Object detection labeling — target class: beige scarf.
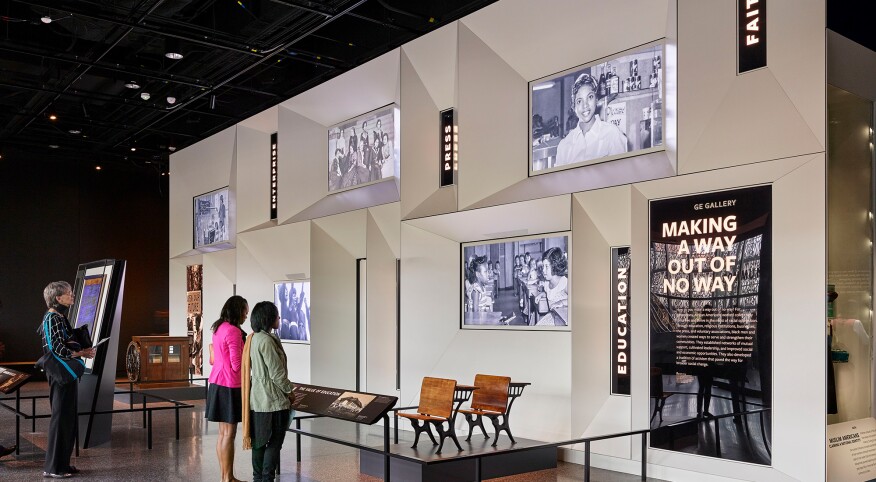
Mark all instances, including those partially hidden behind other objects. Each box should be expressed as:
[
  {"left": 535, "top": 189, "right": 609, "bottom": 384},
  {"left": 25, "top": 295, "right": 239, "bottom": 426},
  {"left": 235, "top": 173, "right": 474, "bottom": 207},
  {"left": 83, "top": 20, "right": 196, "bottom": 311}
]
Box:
[{"left": 241, "top": 332, "right": 254, "bottom": 450}]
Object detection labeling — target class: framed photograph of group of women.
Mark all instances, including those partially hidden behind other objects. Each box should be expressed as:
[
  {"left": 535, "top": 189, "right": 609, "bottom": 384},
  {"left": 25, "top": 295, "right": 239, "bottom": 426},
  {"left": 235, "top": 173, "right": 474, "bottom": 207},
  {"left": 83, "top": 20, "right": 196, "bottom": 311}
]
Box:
[
  {"left": 273, "top": 281, "right": 311, "bottom": 344},
  {"left": 529, "top": 42, "right": 665, "bottom": 176},
  {"left": 327, "top": 105, "right": 399, "bottom": 193},
  {"left": 461, "top": 232, "right": 570, "bottom": 331}
]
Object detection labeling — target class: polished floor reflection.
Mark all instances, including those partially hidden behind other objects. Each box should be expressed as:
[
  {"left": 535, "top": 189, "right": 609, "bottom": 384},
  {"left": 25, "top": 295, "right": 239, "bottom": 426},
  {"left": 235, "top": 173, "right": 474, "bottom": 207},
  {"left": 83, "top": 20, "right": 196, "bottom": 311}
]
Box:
[{"left": 1, "top": 383, "right": 664, "bottom": 481}]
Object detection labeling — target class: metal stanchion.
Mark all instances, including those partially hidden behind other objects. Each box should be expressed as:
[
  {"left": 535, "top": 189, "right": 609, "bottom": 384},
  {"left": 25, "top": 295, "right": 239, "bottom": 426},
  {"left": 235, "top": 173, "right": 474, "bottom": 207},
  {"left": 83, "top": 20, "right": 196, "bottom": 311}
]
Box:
[
  {"left": 175, "top": 406, "right": 180, "bottom": 440},
  {"left": 584, "top": 440, "right": 591, "bottom": 482},
  {"left": 147, "top": 409, "right": 153, "bottom": 449},
  {"left": 15, "top": 389, "right": 20, "bottom": 454},
  {"left": 383, "top": 415, "right": 391, "bottom": 481},
  {"left": 296, "top": 418, "right": 302, "bottom": 462},
  {"left": 641, "top": 432, "right": 647, "bottom": 480},
  {"left": 31, "top": 397, "right": 36, "bottom": 432}
]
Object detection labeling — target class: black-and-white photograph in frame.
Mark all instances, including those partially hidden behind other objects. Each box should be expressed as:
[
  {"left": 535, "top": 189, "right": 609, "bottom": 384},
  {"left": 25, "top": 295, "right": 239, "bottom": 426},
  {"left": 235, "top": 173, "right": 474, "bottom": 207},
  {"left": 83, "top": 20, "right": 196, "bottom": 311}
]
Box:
[
  {"left": 327, "top": 105, "right": 399, "bottom": 193},
  {"left": 273, "top": 281, "right": 311, "bottom": 344},
  {"left": 530, "top": 42, "right": 664, "bottom": 175},
  {"left": 462, "top": 233, "right": 570, "bottom": 331},
  {"left": 193, "top": 187, "right": 230, "bottom": 249}
]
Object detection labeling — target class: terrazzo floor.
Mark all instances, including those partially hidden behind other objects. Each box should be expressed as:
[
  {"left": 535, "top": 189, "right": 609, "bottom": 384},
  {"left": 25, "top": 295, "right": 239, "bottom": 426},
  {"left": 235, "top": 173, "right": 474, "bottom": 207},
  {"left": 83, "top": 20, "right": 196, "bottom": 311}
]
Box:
[{"left": 0, "top": 383, "right": 666, "bottom": 481}]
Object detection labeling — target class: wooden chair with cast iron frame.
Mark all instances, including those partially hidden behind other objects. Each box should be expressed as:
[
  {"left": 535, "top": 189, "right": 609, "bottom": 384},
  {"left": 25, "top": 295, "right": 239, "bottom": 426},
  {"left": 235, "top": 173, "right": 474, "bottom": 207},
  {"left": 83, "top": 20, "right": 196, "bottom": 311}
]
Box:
[
  {"left": 458, "top": 374, "right": 515, "bottom": 446},
  {"left": 397, "top": 377, "right": 463, "bottom": 453}
]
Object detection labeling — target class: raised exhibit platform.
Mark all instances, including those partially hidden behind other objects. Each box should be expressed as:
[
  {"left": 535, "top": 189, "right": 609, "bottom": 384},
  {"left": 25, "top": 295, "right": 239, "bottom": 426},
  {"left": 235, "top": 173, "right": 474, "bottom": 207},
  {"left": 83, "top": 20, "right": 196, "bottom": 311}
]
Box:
[{"left": 359, "top": 436, "right": 557, "bottom": 482}]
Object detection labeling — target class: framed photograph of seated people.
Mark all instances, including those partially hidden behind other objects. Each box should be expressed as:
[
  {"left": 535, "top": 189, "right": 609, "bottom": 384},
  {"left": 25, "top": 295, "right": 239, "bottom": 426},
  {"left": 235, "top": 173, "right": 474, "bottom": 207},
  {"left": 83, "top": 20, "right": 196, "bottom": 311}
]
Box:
[
  {"left": 327, "top": 104, "right": 399, "bottom": 193},
  {"left": 273, "top": 281, "right": 311, "bottom": 344},
  {"left": 529, "top": 41, "right": 666, "bottom": 176},
  {"left": 193, "top": 186, "right": 231, "bottom": 250},
  {"left": 461, "top": 232, "right": 570, "bottom": 331}
]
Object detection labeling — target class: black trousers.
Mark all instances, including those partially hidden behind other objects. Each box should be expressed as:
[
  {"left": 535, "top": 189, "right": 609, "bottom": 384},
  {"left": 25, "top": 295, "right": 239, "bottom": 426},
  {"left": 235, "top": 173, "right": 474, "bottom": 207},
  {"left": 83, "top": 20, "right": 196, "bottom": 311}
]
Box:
[
  {"left": 45, "top": 377, "right": 77, "bottom": 474},
  {"left": 251, "top": 410, "right": 290, "bottom": 482}
]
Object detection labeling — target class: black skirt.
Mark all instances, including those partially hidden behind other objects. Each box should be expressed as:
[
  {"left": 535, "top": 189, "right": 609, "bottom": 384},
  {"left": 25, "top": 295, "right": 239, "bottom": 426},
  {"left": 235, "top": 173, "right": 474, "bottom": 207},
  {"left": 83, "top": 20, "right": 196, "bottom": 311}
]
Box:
[
  {"left": 205, "top": 384, "right": 242, "bottom": 423},
  {"left": 250, "top": 409, "right": 292, "bottom": 449}
]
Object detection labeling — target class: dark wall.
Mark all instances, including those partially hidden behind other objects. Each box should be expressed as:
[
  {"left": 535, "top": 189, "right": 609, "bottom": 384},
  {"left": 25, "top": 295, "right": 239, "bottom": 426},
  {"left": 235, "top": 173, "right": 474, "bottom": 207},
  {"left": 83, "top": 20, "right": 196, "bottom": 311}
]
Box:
[{"left": 0, "top": 156, "right": 168, "bottom": 376}]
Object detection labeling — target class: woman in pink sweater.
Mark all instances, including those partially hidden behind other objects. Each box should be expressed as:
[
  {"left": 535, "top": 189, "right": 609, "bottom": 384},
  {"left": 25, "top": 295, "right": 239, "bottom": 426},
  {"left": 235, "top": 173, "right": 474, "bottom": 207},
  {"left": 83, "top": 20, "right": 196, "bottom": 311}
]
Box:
[{"left": 207, "top": 295, "right": 249, "bottom": 482}]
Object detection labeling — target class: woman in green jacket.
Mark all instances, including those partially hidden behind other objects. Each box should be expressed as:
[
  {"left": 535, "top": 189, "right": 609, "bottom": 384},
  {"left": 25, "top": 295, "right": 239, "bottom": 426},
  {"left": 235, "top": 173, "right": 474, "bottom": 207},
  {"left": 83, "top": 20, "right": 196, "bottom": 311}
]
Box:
[{"left": 241, "top": 301, "right": 294, "bottom": 482}]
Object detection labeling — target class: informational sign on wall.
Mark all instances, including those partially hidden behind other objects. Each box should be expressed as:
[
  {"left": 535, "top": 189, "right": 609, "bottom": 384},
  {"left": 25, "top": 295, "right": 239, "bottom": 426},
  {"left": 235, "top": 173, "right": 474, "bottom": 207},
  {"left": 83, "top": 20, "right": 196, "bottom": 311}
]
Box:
[
  {"left": 738, "top": 0, "right": 767, "bottom": 73},
  {"left": 649, "top": 185, "right": 772, "bottom": 465},
  {"left": 828, "top": 417, "right": 876, "bottom": 482},
  {"left": 611, "top": 247, "right": 631, "bottom": 395},
  {"left": 439, "top": 108, "right": 457, "bottom": 187},
  {"left": 270, "top": 132, "right": 278, "bottom": 220},
  {"left": 291, "top": 383, "right": 398, "bottom": 425}
]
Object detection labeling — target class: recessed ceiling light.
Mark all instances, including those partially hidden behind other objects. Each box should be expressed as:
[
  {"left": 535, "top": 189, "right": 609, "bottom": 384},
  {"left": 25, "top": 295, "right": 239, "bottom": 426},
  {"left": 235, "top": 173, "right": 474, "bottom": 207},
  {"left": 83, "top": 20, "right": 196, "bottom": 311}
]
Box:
[
  {"left": 68, "top": 129, "right": 81, "bottom": 134},
  {"left": 48, "top": 144, "right": 59, "bottom": 149},
  {"left": 168, "top": 146, "right": 177, "bottom": 152},
  {"left": 140, "top": 92, "right": 151, "bottom": 101},
  {"left": 95, "top": 165, "right": 102, "bottom": 170},
  {"left": 130, "top": 147, "right": 137, "bottom": 152},
  {"left": 124, "top": 81, "right": 140, "bottom": 89},
  {"left": 49, "top": 114, "right": 57, "bottom": 121},
  {"left": 166, "top": 96, "right": 176, "bottom": 105},
  {"left": 40, "top": 16, "right": 52, "bottom": 24},
  {"left": 165, "top": 38, "right": 184, "bottom": 60}
]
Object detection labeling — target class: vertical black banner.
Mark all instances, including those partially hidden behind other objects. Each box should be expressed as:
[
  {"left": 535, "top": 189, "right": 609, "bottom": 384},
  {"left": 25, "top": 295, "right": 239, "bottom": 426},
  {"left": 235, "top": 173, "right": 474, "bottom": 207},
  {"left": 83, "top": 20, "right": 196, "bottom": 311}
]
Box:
[
  {"left": 738, "top": 0, "right": 767, "bottom": 73},
  {"left": 611, "top": 247, "right": 631, "bottom": 395},
  {"left": 649, "top": 185, "right": 772, "bottom": 465},
  {"left": 439, "top": 108, "right": 457, "bottom": 187},
  {"left": 270, "top": 132, "right": 278, "bottom": 220}
]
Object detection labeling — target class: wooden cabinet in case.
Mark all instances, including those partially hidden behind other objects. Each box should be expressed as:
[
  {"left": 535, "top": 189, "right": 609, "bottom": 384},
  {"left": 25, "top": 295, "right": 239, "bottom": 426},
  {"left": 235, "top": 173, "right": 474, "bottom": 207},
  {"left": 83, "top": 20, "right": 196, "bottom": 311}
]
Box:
[{"left": 125, "top": 336, "right": 190, "bottom": 388}]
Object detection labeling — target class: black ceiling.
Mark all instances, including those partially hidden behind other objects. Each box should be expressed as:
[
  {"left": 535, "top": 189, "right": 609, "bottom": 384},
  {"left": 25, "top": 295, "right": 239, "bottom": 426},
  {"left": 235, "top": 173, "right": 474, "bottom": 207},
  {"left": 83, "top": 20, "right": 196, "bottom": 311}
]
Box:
[{"left": 0, "top": 0, "right": 496, "bottom": 173}]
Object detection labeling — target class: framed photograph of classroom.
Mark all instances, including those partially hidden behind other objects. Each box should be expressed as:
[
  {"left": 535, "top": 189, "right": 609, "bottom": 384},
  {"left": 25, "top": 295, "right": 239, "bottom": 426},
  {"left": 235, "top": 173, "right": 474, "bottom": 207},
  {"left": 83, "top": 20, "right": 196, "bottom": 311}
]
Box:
[
  {"left": 273, "top": 281, "right": 311, "bottom": 344},
  {"left": 461, "top": 232, "right": 570, "bottom": 331},
  {"left": 327, "top": 104, "right": 399, "bottom": 193},
  {"left": 193, "top": 186, "right": 230, "bottom": 249},
  {"left": 529, "top": 41, "right": 666, "bottom": 176}
]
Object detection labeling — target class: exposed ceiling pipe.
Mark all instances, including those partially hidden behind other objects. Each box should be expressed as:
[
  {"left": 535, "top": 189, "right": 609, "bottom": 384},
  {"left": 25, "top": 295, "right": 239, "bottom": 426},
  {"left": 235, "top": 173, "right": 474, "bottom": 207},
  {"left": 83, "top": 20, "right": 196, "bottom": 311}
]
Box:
[{"left": 12, "top": 0, "right": 169, "bottom": 136}]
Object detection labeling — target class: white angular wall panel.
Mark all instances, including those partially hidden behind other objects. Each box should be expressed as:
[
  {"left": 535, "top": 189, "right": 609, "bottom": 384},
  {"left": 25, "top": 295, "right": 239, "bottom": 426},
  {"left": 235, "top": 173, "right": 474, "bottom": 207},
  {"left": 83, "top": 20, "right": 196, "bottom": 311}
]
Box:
[
  {"left": 400, "top": 224, "right": 573, "bottom": 441},
  {"left": 461, "top": 0, "right": 670, "bottom": 82},
  {"left": 457, "top": 22, "right": 527, "bottom": 210},
  {"left": 310, "top": 210, "right": 366, "bottom": 388},
  {"left": 400, "top": 48, "right": 457, "bottom": 219},
  {"left": 277, "top": 107, "right": 325, "bottom": 223},
  {"left": 239, "top": 105, "right": 278, "bottom": 134},
  {"left": 401, "top": 22, "right": 457, "bottom": 111},
  {"left": 770, "top": 155, "right": 825, "bottom": 482},
  {"left": 677, "top": 0, "right": 825, "bottom": 173},
  {"left": 365, "top": 208, "right": 399, "bottom": 396},
  {"left": 280, "top": 51, "right": 400, "bottom": 127},
  {"left": 570, "top": 187, "right": 633, "bottom": 460},
  {"left": 235, "top": 126, "right": 271, "bottom": 231},
  {"left": 405, "top": 194, "right": 570, "bottom": 243},
  {"left": 169, "top": 126, "right": 236, "bottom": 257}
]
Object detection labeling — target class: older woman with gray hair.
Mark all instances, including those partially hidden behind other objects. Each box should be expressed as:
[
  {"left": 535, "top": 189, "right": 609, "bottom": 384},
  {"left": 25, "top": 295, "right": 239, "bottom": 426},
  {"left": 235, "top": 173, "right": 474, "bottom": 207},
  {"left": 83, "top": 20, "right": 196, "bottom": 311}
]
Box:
[{"left": 39, "top": 281, "right": 95, "bottom": 479}]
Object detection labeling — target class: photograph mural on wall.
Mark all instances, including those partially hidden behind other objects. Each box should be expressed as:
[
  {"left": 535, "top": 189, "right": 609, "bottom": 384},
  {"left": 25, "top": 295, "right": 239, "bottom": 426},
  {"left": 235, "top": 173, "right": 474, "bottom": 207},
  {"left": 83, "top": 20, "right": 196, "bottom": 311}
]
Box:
[
  {"left": 186, "top": 264, "right": 203, "bottom": 376},
  {"left": 327, "top": 104, "right": 399, "bottom": 193},
  {"left": 649, "top": 185, "right": 772, "bottom": 465},
  {"left": 273, "top": 281, "right": 311, "bottom": 343},
  {"left": 530, "top": 43, "right": 664, "bottom": 175},
  {"left": 193, "top": 187, "right": 230, "bottom": 249},
  {"left": 462, "top": 233, "right": 570, "bottom": 330}
]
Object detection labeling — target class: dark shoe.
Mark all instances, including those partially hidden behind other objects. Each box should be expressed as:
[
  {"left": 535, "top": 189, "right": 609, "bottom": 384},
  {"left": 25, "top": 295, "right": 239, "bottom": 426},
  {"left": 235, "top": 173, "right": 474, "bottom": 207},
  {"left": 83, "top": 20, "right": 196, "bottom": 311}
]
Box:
[
  {"left": 66, "top": 466, "right": 80, "bottom": 474},
  {"left": 0, "top": 445, "right": 15, "bottom": 457},
  {"left": 43, "top": 472, "right": 72, "bottom": 479}
]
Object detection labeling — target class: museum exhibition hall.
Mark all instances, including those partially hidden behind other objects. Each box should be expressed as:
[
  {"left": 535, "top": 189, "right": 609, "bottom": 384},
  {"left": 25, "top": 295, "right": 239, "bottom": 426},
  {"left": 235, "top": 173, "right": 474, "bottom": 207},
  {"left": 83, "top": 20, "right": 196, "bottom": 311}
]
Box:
[{"left": 1, "top": 0, "right": 876, "bottom": 481}]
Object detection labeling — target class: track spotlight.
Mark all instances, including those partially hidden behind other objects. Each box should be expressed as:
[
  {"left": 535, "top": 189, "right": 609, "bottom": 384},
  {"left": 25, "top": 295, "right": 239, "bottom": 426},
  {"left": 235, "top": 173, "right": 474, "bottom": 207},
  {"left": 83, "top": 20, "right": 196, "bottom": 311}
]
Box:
[
  {"left": 165, "top": 38, "right": 184, "bottom": 60},
  {"left": 140, "top": 92, "right": 151, "bottom": 101},
  {"left": 125, "top": 81, "right": 140, "bottom": 89},
  {"left": 166, "top": 96, "right": 176, "bottom": 105}
]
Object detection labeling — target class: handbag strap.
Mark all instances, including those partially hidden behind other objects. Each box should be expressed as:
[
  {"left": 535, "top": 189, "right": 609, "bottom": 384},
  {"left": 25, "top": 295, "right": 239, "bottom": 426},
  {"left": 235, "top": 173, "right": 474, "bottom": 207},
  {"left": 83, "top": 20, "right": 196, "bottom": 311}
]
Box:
[{"left": 43, "top": 312, "right": 84, "bottom": 380}]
